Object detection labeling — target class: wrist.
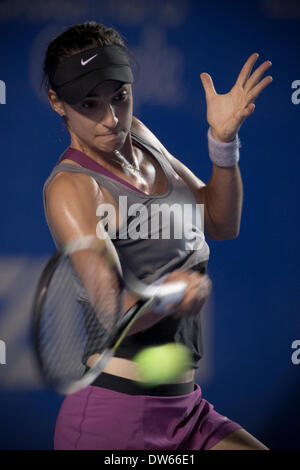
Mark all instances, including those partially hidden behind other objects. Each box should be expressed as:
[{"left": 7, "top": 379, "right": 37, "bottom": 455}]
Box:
[
  {"left": 210, "top": 127, "right": 236, "bottom": 143},
  {"left": 207, "top": 127, "right": 241, "bottom": 168}
]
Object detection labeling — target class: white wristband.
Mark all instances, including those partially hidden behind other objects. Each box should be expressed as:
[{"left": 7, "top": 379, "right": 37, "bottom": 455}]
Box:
[{"left": 207, "top": 127, "right": 241, "bottom": 167}]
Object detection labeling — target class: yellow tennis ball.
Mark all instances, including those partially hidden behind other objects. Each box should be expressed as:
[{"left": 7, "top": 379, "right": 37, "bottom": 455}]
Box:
[{"left": 134, "top": 343, "right": 192, "bottom": 387}]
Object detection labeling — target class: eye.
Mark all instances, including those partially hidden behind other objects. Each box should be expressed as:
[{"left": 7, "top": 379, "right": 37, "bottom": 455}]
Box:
[
  {"left": 114, "top": 91, "right": 128, "bottom": 102},
  {"left": 81, "top": 100, "right": 97, "bottom": 109}
]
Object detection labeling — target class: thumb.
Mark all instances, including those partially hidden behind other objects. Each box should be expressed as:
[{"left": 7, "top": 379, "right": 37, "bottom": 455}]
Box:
[{"left": 200, "top": 72, "right": 217, "bottom": 99}]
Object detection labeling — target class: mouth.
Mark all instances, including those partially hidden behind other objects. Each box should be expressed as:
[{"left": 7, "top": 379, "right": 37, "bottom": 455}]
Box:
[{"left": 98, "top": 130, "right": 122, "bottom": 137}]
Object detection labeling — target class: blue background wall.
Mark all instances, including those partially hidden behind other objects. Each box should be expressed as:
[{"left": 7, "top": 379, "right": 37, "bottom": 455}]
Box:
[{"left": 0, "top": 0, "right": 299, "bottom": 450}]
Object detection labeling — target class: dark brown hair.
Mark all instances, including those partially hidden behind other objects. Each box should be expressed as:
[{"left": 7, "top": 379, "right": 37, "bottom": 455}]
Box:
[{"left": 40, "top": 20, "right": 138, "bottom": 100}]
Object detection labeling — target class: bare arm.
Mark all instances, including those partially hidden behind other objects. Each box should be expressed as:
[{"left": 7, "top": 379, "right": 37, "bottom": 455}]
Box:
[
  {"left": 166, "top": 152, "right": 243, "bottom": 240},
  {"left": 45, "top": 171, "right": 126, "bottom": 319},
  {"left": 132, "top": 116, "right": 242, "bottom": 240},
  {"left": 45, "top": 171, "right": 210, "bottom": 336},
  {"left": 132, "top": 53, "right": 272, "bottom": 241},
  {"left": 45, "top": 171, "right": 151, "bottom": 333},
  {"left": 199, "top": 161, "right": 243, "bottom": 239},
  {"left": 161, "top": 148, "right": 243, "bottom": 240}
]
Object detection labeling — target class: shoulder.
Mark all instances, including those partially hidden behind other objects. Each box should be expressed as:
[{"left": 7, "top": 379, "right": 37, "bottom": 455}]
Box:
[
  {"left": 131, "top": 116, "right": 181, "bottom": 170},
  {"left": 46, "top": 170, "right": 101, "bottom": 207},
  {"left": 45, "top": 170, "right": 103, "bottom": 234},
  {"left": 131, "top": 116, "right": 168, "bottom": 156},
  {"left": 131, "top": 116, "right": 206, "bottom": 196},
  {"left": 44, "top": 170, "right": 105, "bottom": 247}
]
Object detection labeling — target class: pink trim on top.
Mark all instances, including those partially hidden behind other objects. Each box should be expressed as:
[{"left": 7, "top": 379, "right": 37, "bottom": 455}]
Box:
[{"left": 59, "top": 147, "right": 147, "bottom": 195}]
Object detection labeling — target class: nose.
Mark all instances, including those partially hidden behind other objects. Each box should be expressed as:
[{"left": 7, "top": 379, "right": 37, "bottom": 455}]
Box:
[{"left": 102, "top": 103, "right": 118, "bottom": 129}]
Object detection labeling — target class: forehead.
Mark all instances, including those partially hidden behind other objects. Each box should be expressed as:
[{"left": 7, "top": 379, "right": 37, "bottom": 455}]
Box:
[{"left": 86, "top": 80, "right": 127, "bottom": 98}]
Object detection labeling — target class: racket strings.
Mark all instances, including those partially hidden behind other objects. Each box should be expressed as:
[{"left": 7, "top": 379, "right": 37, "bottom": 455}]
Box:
[{"left": 37, "top": 253, "right": 123, "bottom": 385}]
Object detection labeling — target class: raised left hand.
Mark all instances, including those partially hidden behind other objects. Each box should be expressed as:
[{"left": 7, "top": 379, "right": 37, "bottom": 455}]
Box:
[{"left": 200, "top": 53, "right": 273, "bottom": 142}]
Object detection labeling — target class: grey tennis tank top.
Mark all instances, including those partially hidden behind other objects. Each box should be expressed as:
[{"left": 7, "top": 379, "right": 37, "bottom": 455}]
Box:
[{"left": 43, "top": 129, "right": 210, "bottom": 369}]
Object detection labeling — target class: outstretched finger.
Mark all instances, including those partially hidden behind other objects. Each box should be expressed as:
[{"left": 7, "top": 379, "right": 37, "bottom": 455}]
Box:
[
  {"left": 235, "top": 53, "right": 259, "bottom": 88},
  {"left": 245, "top": 75, "right": 273, "bottom": 106},
  {"left": 244, "top": 60, "right": 272, "bottom": 93},
  {"left": 200, "top": 72, "right": 217, "bottom": 100}
]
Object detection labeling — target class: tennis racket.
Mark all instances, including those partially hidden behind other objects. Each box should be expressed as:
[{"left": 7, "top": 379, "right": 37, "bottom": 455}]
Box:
[{"left": 32, "top": 235, "right": 187, "bottom": 395}]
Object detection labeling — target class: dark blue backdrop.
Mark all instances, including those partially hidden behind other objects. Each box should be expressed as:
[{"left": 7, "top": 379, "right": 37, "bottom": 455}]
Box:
[{"left": 0, "top": 0, "right": 299, "bottom": 450}]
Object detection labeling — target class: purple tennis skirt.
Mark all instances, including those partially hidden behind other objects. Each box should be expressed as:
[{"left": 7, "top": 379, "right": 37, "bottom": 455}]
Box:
[{"left": 54, "top": 372, "right": 242, "bottom": 450}]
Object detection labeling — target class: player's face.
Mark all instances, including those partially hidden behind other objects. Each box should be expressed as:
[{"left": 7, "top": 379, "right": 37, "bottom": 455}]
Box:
[{"left": 60, "top": 80, "right": 133, "bottom": 155}]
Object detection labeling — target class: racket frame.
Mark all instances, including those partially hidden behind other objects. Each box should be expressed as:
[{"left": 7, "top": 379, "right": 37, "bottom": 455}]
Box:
[{"left": 32, "top": 237, "right": 186, "bottom": 395}]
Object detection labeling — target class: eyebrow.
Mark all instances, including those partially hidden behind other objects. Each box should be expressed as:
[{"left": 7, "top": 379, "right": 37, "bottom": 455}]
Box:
[{"left": 85, "top": 82, "right": 125, "bottom": 98}]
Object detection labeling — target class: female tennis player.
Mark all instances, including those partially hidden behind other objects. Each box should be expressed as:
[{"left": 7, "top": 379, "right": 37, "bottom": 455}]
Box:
[{"left": 41, "top": 21, "right": 272, "bottom": 450}]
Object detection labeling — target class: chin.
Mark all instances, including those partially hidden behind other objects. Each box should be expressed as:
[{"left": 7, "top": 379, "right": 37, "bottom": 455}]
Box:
[{"left": 94, "top": 141, "right": 121, "bottom": 156}]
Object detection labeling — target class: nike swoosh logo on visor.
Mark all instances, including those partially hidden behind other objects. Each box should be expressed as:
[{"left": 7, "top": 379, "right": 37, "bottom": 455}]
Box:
[{"left": 81, "top": 54, "right": 98, "bottom": 66}]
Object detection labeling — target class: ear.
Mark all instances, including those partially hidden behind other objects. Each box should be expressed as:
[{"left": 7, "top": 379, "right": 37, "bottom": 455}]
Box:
[{"left": 48, "top": 89, "right": 66, "bottom": 117}]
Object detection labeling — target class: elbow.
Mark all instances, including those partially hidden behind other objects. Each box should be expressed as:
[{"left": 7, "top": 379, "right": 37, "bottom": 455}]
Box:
[
  {"left": 220, "top": 230, "right": 240, "bottom": 240},
  {"left": 208, "top": 225, "right": 240, "bottom": 241}
]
